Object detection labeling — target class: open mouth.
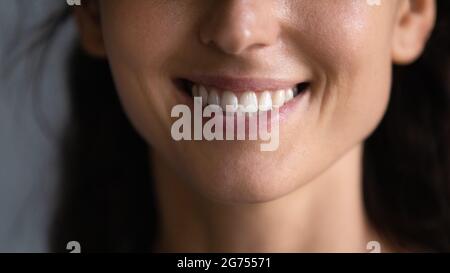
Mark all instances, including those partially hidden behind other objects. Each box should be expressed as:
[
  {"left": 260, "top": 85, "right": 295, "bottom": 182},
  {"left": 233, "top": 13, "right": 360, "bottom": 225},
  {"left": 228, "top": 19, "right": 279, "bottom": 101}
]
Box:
[{"left": 175, "top": 78, "right": 310, "bottom": 113}]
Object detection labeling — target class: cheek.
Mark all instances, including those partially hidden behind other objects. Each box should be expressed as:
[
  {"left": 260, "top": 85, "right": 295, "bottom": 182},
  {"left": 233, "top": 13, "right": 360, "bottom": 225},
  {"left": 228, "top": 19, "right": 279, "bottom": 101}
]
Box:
[
  {"left": 97, "top": 1, "right": 192, "bottom": 149},
  {"left": 99, "top": 1, "right": 183, "bottom": 74},
  {"left": 294, "top": 2, "right": 395, "bottom": 142}
]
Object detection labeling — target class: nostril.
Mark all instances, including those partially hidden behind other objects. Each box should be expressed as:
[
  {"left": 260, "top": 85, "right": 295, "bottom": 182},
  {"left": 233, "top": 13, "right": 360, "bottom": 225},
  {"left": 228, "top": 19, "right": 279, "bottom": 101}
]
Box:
[
  {"left": 198, "top": 2, "right": 280, "bottom": 56},
  {"left": 202, "top": 35, "right": 250, "bottom": 56}
]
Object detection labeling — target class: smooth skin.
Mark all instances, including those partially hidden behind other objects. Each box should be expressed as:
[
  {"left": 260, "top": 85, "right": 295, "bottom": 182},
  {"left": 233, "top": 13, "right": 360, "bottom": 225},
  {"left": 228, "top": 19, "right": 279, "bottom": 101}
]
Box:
[{"left": 74, "top": 0, "right": 435, "bottom": 252}]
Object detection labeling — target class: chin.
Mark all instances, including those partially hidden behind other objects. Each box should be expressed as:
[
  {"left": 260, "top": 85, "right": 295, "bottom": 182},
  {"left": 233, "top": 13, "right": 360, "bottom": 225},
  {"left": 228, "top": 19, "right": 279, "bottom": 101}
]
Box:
[{"left": 184, "top": 156, "right": 302, "bottom": 204}]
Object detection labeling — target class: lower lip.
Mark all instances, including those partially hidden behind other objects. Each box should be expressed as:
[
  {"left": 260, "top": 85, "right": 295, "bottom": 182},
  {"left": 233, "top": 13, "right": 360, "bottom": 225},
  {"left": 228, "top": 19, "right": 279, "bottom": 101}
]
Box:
[{"left": 172, "top": 81, "right": 310, "bottom": 128}]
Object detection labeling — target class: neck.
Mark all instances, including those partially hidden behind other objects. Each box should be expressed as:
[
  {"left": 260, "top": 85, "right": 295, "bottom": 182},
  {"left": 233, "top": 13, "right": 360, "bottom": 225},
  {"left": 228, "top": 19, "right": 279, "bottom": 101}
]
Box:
[{"left": 152, "top": 144, "right": 380, "bottom": 252}]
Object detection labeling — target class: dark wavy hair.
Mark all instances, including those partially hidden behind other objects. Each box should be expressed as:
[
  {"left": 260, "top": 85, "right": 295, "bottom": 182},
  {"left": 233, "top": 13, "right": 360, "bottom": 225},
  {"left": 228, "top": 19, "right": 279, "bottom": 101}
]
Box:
[{"left": 21, "top": 1, "right": 449, "bottom": 252}]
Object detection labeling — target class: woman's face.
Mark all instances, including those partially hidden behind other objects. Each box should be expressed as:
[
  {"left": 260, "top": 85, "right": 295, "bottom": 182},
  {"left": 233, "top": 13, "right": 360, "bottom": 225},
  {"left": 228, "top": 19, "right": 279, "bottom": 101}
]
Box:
[{"left": 80, "top": 0, "right": 434, "bottom": 203}]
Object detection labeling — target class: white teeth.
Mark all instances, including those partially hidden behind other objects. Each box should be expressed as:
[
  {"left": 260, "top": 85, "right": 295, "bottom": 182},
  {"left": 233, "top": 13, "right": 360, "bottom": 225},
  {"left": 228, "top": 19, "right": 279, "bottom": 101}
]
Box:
[
  {"left": 258, "top": 91, "right": 272, "bottom": 112},
  {"left": 272, "top": 90, "right": 286, "bottom": 108},
  {"left": 285, "top": 89, "right": 294, "bottom": 101},
  {"left": 198, "top": 86, "right": 208, "bottom": 107},
  {"left": 191, "top": 84, "right": 300, "bottom": 112},
  {"left": 221, "top": 91, "right": 239, "bottom": 112},
  {"left": 208, "top": 88, "right": 220, "bottom": 106},
  {"left": 192, "top": 85, "right": 199, "bottom": 97},
  {"left": 239, "top": 91, "right": 258, "bottom": 113}
]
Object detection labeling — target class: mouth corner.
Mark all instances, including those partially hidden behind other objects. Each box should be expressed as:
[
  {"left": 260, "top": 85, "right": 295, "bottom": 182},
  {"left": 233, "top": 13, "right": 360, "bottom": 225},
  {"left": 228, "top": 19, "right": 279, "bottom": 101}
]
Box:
[
  {"left": 174, "top": 78, "right": 194, "bottom": 96},
  {"left": 296, "top": 81, "right": 311, "bottom": 96}
]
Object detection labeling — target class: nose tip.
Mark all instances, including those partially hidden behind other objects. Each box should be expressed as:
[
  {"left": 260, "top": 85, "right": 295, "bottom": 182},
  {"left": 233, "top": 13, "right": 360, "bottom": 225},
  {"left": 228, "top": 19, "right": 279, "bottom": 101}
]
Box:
[{"left": 199, "top": 1, "right": 280, "bottom": 55}]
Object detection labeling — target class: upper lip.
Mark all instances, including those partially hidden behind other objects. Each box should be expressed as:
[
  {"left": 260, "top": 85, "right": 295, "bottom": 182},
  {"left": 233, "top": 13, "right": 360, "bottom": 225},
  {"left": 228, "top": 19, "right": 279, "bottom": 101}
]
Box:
[{"left": 181, "top": 75, "right": 303, "bottom": 93}]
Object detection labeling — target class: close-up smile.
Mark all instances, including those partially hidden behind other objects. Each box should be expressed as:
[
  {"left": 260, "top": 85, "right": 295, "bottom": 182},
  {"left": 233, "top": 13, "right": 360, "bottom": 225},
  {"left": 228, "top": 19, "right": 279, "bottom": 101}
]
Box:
[
  {"left": 2, "top": 0, "right": 447, "bottom": 255},
  {"left": 174, "top": 76, "right": 311, "bottom": 114}
]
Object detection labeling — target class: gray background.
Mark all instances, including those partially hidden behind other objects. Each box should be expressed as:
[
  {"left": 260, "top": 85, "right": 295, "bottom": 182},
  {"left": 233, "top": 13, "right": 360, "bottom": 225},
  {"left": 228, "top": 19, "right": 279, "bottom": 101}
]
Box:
[{"left": 0, "top": 0, "right": 75, "bottom": 252}]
